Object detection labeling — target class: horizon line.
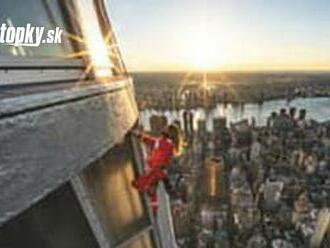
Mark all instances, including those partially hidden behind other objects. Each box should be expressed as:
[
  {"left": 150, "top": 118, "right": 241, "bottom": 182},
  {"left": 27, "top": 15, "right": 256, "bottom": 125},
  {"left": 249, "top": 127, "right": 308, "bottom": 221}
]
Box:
[{"left": 129, "top": 69, "right": 330, "bottom": 74}]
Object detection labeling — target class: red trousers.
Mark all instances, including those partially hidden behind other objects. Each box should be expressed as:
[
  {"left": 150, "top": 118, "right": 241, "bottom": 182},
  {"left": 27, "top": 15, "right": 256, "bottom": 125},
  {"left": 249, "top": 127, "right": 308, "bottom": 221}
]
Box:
[{"left": 132, "top": 167, "right": 166, "bottom": 193}]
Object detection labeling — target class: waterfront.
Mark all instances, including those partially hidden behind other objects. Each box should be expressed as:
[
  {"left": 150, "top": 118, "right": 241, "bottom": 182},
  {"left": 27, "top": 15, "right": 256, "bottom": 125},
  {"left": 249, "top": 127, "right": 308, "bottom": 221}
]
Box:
[{"left": 140, "top": 97, "right": 330, "bottom": 131}]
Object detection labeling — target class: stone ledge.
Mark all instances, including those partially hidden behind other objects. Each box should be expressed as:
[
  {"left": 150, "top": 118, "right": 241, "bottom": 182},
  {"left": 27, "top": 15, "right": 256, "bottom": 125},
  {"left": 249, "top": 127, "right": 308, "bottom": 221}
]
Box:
[{"left": 0, "top": 78, "right": 138, "bottom": 226}]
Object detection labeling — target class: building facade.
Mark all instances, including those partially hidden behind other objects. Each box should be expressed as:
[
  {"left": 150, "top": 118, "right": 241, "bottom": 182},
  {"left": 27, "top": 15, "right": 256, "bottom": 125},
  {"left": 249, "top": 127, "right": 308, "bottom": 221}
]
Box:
[{"left": 0, "top": 1, "right": 175, "bottom": 247}]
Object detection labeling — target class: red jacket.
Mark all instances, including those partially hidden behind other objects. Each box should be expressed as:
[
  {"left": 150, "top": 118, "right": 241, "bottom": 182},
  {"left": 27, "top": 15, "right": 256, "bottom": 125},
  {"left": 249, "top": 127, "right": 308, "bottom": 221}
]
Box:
[{"left": 142, "top": 135, "right": 174, "bottom": 169}]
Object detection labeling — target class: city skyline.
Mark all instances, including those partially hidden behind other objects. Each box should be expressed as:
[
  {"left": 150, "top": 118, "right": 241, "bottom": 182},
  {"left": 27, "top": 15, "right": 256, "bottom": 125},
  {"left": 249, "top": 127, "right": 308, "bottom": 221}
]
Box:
[{"left": 109, "top": 0, "right": 330, "bottom": 72}]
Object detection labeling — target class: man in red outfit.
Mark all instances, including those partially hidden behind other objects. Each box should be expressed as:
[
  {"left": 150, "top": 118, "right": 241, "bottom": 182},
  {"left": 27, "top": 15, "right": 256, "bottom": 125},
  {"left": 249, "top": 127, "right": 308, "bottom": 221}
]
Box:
[{"left": 132, "top": 125, "right": 180, "bottom": 213}]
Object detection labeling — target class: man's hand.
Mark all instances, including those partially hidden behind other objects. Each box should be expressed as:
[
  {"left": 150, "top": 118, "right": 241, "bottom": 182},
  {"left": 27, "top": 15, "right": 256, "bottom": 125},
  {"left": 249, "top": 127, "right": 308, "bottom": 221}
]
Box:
[{"left": 131, "top": 129, "right": 143, "bottom": 138}]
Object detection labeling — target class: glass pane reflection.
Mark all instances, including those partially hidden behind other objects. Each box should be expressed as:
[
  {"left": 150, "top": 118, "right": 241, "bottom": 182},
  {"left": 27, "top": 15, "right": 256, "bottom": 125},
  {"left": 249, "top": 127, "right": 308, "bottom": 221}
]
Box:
[
  {"left": 0, "top": 0, "right": 75, "bottom": 57},
  {"left": 83, "top": 137, "right": 151, "bottom": 246}
]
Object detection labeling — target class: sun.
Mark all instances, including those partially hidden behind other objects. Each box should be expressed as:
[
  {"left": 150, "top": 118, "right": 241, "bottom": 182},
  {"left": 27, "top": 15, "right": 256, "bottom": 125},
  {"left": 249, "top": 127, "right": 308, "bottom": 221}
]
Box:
[
  {"left": 186, "top": 25, "right": 222, "bottom": 71},
  {"left": 192, "top": 36, "right": 218, "bottom": 70}
]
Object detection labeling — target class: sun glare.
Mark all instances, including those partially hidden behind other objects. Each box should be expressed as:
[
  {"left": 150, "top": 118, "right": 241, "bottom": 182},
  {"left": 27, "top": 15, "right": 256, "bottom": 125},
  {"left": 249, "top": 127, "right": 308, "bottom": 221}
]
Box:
[
  {"left": 187, "top": 24, "right": 221, "bottom": 71},
  {"left": 75, "top": 0, "right": 113, "bottom": 79}
]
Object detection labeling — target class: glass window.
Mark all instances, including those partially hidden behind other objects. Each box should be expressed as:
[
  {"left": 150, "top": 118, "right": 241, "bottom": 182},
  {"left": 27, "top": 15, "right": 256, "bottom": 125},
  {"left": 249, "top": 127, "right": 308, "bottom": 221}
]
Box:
[
  {"left": 83, "top": 136, "right": 152, "bottom": 247},
  {"left": 0, "top": 183, "right": 99, "bottom": 248},
  {"left": 0, "top": 0, "right": 77, "bottom": 57}
]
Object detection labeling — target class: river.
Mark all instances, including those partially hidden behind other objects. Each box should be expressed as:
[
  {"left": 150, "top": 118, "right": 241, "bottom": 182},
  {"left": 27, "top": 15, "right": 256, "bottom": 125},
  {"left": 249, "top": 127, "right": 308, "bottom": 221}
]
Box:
[{"left": 140, "top": 97, "right": 330, "bottom": 132}]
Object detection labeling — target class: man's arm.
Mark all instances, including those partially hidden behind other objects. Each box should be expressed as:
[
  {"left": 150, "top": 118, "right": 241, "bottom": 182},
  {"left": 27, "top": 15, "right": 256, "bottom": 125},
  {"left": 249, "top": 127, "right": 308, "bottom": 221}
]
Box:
[{"left": 131, "top": 130, "right": 157, "bottom": 147}]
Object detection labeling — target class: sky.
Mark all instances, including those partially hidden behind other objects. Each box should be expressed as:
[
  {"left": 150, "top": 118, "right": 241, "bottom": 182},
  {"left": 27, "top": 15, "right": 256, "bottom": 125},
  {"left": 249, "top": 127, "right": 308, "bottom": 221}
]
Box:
[{"left": 107, "top": 0, "right": 330, "bottom": 72}]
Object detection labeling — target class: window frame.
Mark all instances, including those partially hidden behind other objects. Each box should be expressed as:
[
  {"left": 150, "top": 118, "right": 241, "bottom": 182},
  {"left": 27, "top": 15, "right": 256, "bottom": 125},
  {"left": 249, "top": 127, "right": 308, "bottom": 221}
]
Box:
[
  {"left": 73, "top": 135, "right": 158, "bottom": 248},
  {"left": 128, "top": 132, "right": 162, "bottom": 248},
  {"left": 93, "top": 0, "right": 128, "bottom": 77},
  {"left": 0, "top": 57, "right": 84, "bottom": 69}
]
